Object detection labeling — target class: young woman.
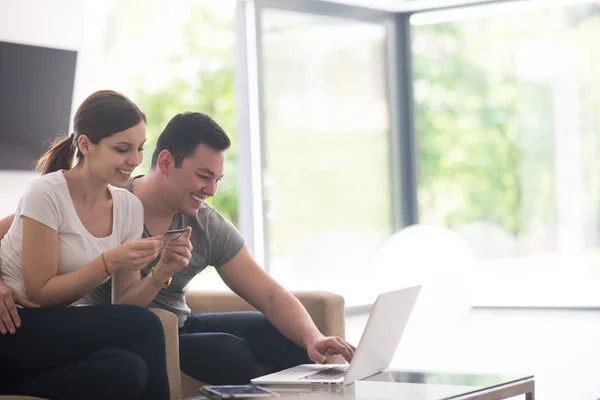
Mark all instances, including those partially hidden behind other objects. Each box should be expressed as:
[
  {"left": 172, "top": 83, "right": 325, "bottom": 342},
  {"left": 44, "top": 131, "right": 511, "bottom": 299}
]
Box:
[{"left": 0, "top": 90, "right": 170, "bottom": 400}]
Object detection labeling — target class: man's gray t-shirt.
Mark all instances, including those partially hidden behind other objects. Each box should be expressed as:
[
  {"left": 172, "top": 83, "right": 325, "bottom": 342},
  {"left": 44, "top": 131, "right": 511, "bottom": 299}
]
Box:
[{"left": 79, "top": 177, "right": 245, "bottom": 326}]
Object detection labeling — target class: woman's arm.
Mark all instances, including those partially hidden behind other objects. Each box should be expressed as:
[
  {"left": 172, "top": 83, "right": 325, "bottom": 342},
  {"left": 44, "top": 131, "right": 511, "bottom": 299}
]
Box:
[
  {"left": 21, "top": 216, "right": 109, "bottom": 307},
  {"left": 112, "top": 229, "right": 192, "bottom": 305},
  {"left": 0, "top": 214, "right": 14, "bottom": 240}
]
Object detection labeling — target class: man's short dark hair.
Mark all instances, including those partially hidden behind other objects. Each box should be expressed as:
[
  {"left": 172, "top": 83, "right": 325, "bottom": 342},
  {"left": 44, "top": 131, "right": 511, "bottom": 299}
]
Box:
[{"left": 150, "top": 112, "right": 231, "bottom": 168}]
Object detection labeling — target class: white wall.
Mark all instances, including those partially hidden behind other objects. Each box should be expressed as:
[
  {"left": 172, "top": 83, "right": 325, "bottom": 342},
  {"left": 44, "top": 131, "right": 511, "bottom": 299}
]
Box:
[
  {"left": 0, "top": 172, "right": 40, "bottom": 217},
  {"left": 0, "top": 0, "right": 85, "bottom": 216},
  {"left": 0, "top": 0, "right": 85, "bottom": 50}
]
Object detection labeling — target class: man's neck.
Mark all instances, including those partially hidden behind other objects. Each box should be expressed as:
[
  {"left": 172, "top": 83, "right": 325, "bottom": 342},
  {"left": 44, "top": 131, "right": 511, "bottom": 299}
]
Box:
[{"left": 133, "top": 171, "right": 178, "bottom": 235}]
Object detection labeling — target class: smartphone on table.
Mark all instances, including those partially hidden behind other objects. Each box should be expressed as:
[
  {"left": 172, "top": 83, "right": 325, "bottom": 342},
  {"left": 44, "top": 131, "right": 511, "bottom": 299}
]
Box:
[{"left": 201, "top": 385, "right": 278, "bottom": 399}]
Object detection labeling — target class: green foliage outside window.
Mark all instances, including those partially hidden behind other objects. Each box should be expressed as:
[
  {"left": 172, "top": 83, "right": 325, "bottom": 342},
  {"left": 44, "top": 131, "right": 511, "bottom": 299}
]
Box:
[
  {"left": 95, "top": 1, "right": 600, "bottom": 248},
  {"left": 413, "top": 4, "right": 600, "bottom": 250},
  {"left": 98, "top": 1, "right": 239, "bottom": 226}
]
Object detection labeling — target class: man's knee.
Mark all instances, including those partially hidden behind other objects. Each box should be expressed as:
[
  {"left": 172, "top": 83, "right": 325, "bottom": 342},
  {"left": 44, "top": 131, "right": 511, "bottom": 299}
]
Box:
[
  {"left": 179, "top": 332, "right": 257, "bottom": 384},
  {"left": 239, "top": 313, "right": 311, "bottom": 369}
]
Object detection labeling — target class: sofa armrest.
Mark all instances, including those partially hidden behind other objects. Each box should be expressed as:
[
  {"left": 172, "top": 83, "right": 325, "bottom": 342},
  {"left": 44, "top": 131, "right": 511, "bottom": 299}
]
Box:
[
  {"left": 184, "top": 290, "right": 346, "bottom": 339},
  {"left": 150, "top": 308, "right": 182, "bottom": 400}
]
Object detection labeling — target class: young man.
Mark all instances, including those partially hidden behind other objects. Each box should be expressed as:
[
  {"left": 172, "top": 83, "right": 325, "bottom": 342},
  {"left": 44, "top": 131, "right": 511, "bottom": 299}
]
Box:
[{"left": 0, "top": 112, "right": 355, "bottom": 385}]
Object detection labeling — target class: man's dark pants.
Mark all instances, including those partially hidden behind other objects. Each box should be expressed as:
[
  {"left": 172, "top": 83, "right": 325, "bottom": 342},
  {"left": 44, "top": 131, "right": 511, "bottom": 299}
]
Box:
[{"left": 179, "top": 311, "right": 312, "bottom": 384}]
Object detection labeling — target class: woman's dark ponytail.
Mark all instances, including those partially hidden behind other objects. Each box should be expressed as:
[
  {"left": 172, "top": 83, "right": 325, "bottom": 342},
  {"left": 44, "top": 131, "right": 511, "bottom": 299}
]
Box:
[{"left": 34, "top": 134, "right": 76, "bottom": 175}]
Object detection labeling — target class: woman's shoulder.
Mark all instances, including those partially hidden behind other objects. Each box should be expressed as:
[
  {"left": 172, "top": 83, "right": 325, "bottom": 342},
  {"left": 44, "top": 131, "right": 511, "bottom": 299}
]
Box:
[
  {"left": 109, "top": 186, "right": 144, "bottom": 237},
  {"left": 24, "top": 171, "right": 67, "bottom": 196},
  {"left": 17, "top": 172, "right": 69, "bottom": 224},
  {"left": 30, "top": 170, "right": 65, "bottom": 184}
]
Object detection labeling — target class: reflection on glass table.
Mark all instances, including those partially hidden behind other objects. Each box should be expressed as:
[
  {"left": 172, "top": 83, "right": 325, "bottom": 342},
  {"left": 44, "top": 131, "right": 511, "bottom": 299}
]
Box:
[{"left": 257, "top": 370, "right": 534, "bottom": 400}]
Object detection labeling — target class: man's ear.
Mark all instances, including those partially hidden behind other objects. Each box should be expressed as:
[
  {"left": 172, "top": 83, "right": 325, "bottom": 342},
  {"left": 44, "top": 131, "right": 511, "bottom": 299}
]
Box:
[{"left": 157, "top": 150, "right": 174, "bottom": 175}]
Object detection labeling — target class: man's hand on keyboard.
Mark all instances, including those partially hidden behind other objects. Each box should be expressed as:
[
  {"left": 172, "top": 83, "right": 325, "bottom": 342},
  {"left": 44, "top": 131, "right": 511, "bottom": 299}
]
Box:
[{"left": 306, "top": 334, "right": 356, "bottom": 364}]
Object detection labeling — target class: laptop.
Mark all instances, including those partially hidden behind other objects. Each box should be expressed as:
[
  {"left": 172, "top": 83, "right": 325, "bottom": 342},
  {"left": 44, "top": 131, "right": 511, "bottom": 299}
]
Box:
[{"left": 251, "top": 285, "right": 421, "bottom": 386}]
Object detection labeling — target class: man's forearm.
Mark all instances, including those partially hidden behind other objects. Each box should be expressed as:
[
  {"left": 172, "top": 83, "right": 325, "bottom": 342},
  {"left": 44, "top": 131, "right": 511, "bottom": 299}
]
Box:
[
  {"left": 115, "top": 275, "right": 162, "bottom": 306},
  {"left": 114, "top": 266, "right": 171, "bottom": 306},
  {"left": 261, "top": 287, "right": 323, "bottom": 348}
]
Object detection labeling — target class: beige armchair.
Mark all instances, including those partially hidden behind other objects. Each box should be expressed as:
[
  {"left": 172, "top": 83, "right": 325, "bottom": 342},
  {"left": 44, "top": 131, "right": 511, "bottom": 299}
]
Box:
[{"left": 1, "top": 290, "right": 346, "bottom": 400}]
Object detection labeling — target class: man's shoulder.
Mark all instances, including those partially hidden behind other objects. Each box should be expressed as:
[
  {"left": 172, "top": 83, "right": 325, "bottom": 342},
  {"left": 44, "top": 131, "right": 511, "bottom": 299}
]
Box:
[
  {"left": 110, "top": 185, "right": 143, "bottom": 208},
  {"left": 179, "top": 203, "right": 242, "bottom": 253},
  {"left": 198, "top": 201, "right": 219, "bottom": 216},
  {"left": 184, "top": 202, "right": 230, "bottom": 228},
  {"left": 125, "top": 175, "right": 140, "bottom": 194}
]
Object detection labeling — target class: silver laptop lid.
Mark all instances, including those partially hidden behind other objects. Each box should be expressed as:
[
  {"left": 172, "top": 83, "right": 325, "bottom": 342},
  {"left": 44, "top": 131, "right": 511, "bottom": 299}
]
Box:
[{"left": 343, "top": 285, "right": 421, "bottom": 385}]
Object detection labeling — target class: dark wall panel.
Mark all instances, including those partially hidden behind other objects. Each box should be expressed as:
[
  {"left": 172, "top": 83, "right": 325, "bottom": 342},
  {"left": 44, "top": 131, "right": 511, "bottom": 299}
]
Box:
[{"left": 0, "top": 41, "right": 77, "bottom": 170}]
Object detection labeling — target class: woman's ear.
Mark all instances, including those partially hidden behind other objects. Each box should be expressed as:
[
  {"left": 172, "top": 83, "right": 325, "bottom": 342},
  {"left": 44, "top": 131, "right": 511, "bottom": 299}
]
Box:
[{"left": 76, "top": 135, "right": 92, "bottom": 156}]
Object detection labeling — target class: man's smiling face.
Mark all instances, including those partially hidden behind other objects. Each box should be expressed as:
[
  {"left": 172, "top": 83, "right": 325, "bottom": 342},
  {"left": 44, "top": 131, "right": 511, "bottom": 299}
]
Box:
[{"left": 163, "top": 143, "right": 225, "bottom": 216}]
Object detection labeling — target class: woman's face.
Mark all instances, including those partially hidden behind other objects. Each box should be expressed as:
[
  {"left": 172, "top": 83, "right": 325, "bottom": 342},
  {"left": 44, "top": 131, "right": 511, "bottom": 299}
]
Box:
[{"left": 83, "top": 121, "right": 147, "bottom": 187}]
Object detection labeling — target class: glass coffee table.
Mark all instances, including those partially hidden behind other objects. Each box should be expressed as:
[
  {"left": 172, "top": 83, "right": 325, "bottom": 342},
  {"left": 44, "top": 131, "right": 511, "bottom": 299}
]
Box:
[{"left": 249, "top": 370, "right": 535, "bottom": 400}]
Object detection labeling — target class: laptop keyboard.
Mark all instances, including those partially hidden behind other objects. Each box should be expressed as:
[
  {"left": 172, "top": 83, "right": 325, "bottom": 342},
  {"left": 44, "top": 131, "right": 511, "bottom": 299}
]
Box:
[{"left": 302, "top": 365, "right": 349, "bottom": 380}]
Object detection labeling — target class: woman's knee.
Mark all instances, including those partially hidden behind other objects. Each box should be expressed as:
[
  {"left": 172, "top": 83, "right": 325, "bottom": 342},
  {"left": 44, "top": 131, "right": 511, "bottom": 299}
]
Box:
[
  {"left": 0, "top": 348, "right": 150, "bottom": 400},
  {"left": 93, "top": 347, "right": 149, "bottom": 399},
  {"left": 112, "top": 305, "right": 165, "bottom": 339},
  {"left": 114, "top": 305, "right": 162, "bottom": 328}
]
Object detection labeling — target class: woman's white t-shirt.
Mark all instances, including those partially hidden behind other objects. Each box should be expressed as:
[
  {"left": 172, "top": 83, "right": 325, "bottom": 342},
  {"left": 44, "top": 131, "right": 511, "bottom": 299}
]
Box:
[{"left": 0, "top": 170, "right": 144, "bottom": 299}]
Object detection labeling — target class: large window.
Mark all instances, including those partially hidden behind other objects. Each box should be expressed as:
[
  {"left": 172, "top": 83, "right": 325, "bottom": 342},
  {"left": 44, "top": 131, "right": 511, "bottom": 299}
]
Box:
[
  {"left": 412, "top": 2, "right": 600, "bottom": 306},
  {"left": 256, "top": 8, "right": 394, "bottom": 306},
  {"left": 76, "top": 0, "right": 600, "bottom": 305}
]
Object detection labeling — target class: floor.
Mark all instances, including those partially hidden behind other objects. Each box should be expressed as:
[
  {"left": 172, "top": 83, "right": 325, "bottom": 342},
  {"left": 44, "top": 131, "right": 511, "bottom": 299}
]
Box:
[{"left": 345, "top": 307, "right": 600, "bottom": 400}]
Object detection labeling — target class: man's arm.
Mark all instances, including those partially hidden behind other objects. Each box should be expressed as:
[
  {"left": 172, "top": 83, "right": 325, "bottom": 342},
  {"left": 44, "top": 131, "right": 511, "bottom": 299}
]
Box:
[
  {"left": 0, "top": 215, "right": 39, "bottom": 334},
  {"left": 218, "top": 245, "right": 355, "bottom": 364},
  {"left": 0, "top": 214, "right": 14, "bottom": 240},
  {"left": 111, "top": 269, "right": 163, "bottom": 305}
]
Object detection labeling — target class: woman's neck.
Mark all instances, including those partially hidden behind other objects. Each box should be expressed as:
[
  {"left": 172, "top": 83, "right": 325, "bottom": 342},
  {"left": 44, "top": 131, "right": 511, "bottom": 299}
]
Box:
[{"left": 63, "top": 166, "right": 111, "bottom": 206}]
